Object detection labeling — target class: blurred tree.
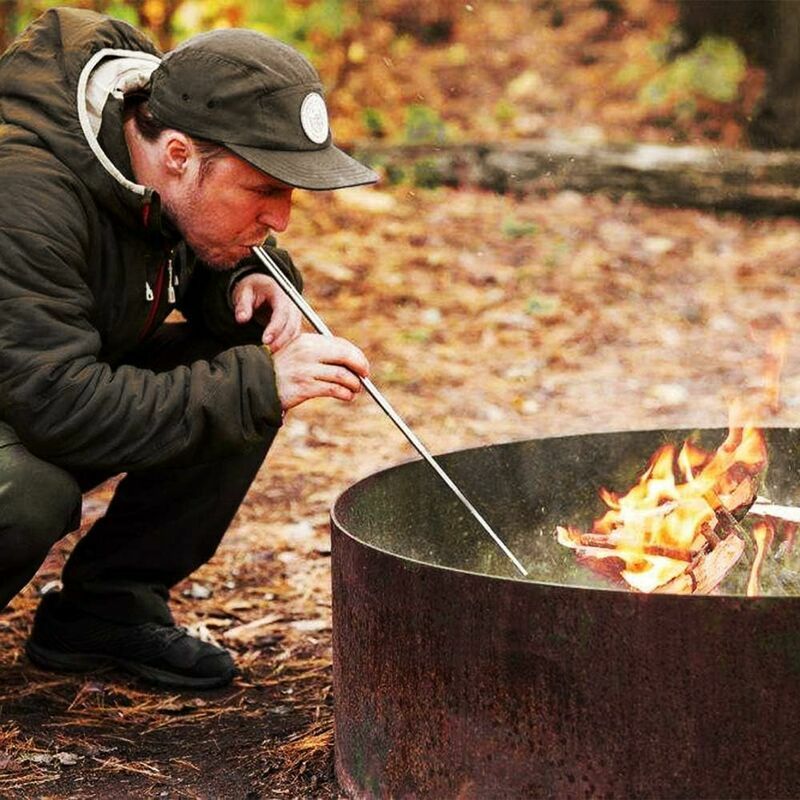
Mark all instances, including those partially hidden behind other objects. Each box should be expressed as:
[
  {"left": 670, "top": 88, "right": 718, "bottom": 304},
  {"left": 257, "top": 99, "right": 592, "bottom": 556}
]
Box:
[
  {"left": 674, "top": 0, "right": 800, "bottom": 149},
  {"left": 0, "top": 1, "right": 18, "bottom": 52},
  {"left": 362, "top": 0, "right": 461, "bottom": 44},
  {"left": 1, "top": 0, "right": 133, "bottom": 50},
  {"left": 127, "top": 0, "right": 183, "bottom": 48}
]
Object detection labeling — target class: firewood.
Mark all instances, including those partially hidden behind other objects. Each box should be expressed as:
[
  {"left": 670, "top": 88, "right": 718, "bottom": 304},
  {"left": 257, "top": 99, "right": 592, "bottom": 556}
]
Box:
[
  {"left": 720, "top": 476, "right": 758, "bottom": 517},
  {"left": 575, "top": 553, "right": 628, "bottom": 586},
  {"left": 697, "top": 519, "right": 721, "bottom": 549},
  {"left": 578, "top": 533, "right": 693, "bottom": 562},
  {"left": 704, "top": 488, "right": 756, "bottom": 557},
  {"left": 654, "top": 534, "right": 744, "bottom": 595}
]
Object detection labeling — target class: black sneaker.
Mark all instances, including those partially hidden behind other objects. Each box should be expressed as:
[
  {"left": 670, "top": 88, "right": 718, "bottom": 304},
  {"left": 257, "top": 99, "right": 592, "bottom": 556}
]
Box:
[{"left": 26, "top": 591, "right": 235, "bottom": 689}]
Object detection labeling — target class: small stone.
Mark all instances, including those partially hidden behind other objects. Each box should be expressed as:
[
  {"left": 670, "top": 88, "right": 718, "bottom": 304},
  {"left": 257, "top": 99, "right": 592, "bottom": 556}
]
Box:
[
  {"left": 642, "top": 236, "right": 675, "bottom": 256},
  {"left": 188, "top": 582, "right": 212, "bottom": 600},
  {"left": 651, "top": 383, "right": 689, "bottom": 405},
  {"left": 421, "top": 307, "right": 443, "bottom": 325},
  {"left": 520, "top": 399, "right": 541, "bottom": 415}
]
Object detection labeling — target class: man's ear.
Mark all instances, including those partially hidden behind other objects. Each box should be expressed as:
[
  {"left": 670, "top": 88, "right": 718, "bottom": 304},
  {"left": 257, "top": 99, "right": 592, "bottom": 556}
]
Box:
[{"left": 161, "top": 132, "right": 194, "bottom": 176}]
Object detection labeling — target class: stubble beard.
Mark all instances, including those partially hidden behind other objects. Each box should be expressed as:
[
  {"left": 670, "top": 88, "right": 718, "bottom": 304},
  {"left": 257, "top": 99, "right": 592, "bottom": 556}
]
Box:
[{"left": 161, "top": 192, "right": 241, "bottom": 271}]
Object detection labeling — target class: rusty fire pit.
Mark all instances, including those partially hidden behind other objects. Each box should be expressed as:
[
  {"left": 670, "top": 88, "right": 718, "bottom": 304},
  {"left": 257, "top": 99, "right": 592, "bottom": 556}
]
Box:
[{"left": 331, "top": 427, "right": 800, "bottom": 799}]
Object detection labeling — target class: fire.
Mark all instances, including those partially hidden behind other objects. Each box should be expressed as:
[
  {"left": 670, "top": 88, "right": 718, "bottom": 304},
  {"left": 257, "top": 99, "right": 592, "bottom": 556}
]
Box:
[
  {"left": 765, "top": 329, "right": 788, "bottom": 413},
  {"left": 750, "top": 323, "right": 790, "bottom": 415},
  {"left": 557, "top": 424, "right": 768, "bottom": 593},
  {"left": 746, "top": 520, "right": 775, "bottom": 597}
]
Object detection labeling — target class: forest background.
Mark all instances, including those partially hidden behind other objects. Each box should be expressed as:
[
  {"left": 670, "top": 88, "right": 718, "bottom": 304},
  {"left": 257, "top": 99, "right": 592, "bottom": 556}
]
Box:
[{"left": 0, "top": 1, "right": 798, "bottom": 798}]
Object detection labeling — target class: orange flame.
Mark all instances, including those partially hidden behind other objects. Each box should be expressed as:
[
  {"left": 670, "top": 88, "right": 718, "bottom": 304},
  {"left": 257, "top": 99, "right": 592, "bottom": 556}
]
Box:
[
  {"left": 762, "top": 329, "right": 789, "bottom": 414},
  {"left": 557, "top": 425, "right": 768, "bottom": 593},
  {"left": 746, "top": 321, "right": 790, "bottom": 417},
  {"left": 746, "top": 520, "right": 775, "bottom": 597}
]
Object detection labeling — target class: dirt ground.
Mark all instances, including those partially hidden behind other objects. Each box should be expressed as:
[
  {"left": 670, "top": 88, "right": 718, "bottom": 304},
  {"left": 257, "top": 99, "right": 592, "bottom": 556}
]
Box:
[{"left": 0, "top": 182, "right": 798, "bottom": 798}]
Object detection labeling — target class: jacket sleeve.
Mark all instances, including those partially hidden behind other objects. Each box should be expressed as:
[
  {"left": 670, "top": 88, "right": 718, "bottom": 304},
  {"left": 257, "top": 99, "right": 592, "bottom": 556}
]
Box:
[
  {"left": 0, "top": 172, "right": 284, "bottom": 473},
  {"left": 178, "top": 238, "right": 304, "bottom": 346}
]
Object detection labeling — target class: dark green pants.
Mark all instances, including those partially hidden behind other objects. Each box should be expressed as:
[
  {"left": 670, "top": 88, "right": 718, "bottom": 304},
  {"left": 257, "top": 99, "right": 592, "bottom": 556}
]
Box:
[{"left": 0, "top": 324, "right": 274, "bottom": 624}]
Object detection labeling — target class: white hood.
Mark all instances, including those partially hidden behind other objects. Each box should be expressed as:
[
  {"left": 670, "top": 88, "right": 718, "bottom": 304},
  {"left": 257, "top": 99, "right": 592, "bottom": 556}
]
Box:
[{"left": 77, "top": 48, "right": 162, "bottom": 196}]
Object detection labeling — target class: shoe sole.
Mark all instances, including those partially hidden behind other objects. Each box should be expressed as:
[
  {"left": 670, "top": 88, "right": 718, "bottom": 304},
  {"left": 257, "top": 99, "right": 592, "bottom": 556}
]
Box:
[{"left": 25, "top": 640, "right": 235, "bottom": 690}]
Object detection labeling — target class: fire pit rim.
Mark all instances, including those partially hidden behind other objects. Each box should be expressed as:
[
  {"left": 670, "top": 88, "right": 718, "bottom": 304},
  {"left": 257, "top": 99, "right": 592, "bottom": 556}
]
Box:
[{"left": 331, "top": 425, "right": 800, "bottom": 598}]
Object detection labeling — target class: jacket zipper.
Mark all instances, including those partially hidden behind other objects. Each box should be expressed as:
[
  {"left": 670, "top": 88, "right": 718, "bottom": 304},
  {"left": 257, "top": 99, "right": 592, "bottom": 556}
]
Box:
[
  {"left": 138, "top": 246, "right": 178, "bottom": 342},
  {"left": 138, "top": 260, "right": 166, "bottom": 342}
]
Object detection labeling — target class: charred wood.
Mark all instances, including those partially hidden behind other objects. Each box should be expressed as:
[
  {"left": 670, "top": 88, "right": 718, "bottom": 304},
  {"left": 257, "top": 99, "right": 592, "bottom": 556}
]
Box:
[{"left": 578, "top": 533, "right": 694, "bottom": 563}]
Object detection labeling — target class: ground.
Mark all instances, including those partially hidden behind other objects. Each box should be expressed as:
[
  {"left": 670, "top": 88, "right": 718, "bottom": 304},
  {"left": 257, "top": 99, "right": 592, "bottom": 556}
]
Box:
[
  {"left": 1, "top": 1, "right": 798, "bottom": 797},
  {"left": 0, "top": 183, "right": 798, "bottom": 799}
]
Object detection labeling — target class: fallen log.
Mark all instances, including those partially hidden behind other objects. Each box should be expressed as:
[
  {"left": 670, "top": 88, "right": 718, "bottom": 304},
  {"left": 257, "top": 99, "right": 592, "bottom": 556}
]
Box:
[{"left": 355, "top": 137, "right": 800, "bottom": 215}]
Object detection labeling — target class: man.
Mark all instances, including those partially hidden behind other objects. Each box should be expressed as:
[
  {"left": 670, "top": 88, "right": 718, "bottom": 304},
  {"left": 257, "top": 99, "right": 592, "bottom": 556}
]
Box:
[{"left": 0, "top": 8, "right": 377, "bottom": 688}]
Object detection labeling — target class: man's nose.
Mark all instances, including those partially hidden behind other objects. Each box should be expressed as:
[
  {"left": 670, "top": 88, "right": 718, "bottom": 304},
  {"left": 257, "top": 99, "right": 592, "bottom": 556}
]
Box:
[{"left": 258, "top": 191, "right": 293, "bottom": 232}]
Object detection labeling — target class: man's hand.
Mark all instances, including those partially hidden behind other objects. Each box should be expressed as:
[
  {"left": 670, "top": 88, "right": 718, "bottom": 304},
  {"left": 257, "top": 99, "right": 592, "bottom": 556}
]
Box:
[
  {"left": 271, "top": 333, "right": 370, "bottom": 411},
  {"left": 232, "top": 273, "right": 302, "bottom": 352}
]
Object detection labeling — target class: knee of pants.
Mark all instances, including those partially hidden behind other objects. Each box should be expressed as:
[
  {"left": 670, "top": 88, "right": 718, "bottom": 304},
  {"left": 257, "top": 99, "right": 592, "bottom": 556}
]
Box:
[{"left": 0, "top": 448, "right": 82, "bottom": 569}]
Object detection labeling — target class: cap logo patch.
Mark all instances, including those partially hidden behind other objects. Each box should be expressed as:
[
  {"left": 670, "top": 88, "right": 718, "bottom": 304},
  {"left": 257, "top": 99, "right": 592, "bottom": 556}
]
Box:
[{"left": 300, "top": 92, "right": 329, "bottom": 144}]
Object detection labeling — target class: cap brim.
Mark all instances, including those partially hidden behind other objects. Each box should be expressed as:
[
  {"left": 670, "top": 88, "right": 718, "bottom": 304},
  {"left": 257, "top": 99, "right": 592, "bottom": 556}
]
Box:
[{"left": 226, "top": 142, "right": 379, "bottom": 190}]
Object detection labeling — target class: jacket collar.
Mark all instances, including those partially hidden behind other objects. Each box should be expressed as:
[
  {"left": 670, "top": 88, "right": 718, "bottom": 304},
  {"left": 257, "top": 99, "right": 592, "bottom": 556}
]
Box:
[{"left": 97, "top": 96, "right": 179, "bottom": 243}]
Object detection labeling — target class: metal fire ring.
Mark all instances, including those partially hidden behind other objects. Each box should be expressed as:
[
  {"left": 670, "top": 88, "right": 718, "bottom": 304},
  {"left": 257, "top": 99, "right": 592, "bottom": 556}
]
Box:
[{"left": 331, "top": 428, "right": 800, "bottom": 799}]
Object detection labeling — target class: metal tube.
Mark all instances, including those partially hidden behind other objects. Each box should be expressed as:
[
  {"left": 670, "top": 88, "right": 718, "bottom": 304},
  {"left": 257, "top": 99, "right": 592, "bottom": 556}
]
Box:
[{"left": 252, "top": 245, "right": 528, "bottom": 577}]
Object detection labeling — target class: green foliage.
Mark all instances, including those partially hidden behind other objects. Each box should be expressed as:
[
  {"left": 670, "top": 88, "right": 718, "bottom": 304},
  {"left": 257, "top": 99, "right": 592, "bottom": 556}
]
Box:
[
  {"left": 446, "top": 42, "right": 468, "bottom": 66},
  {"left": 525, "top": 294, "right": 560, "bottom": 317},
  {"left": 10, "top": 0, "right": 66, "bottom": 37},
  {"left": 105, "top": 3, "right": 139, "bottom": 27},
  {"left": 356, "top": 153, "right": 406, "bottom": 186},
  {"left": 404, "top": 104, "right": 448, "bottom": 145},
  {"left": 493, "top": 98, "right": 516, "bottom": 127},
  {"left": 501, "top": 216, "right": 538, "bottom": 239},
  {"left": 412, "top": 158, "right": 442, "bottom": 189},
  {"left": 401, "top": 328, "right": 433, "bottom": 343},
  {"left": 174, "top": 0, "right": 355, "bottom": 55},
  {"left": 376, "top": 362, "right": 409, "bottom": 385},
  {"left": 384, "top": 162, "right": 406, "bottom": 185},
  {"left": 362, "top": 107, "right": 386, "bottom": 139},
  {"left": 614, "top": 61, "right": 646, "bottom": 87},
  {"left": 639, "top": 35, "right": 747, "bottom": 112},
  {"left": 544, "top": 240, "right": 570, "bottom": 269}
]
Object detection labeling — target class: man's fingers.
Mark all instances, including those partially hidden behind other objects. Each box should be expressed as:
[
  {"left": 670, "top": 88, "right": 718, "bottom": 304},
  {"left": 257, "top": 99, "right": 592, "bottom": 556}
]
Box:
[
  {"left": 271, "top": 333, "right": 370, "bottom": 410},
  {"left": 321, "top": 336, "right": 370, "bottom": 378},
  {"left": 264, "top": 309, "right": 302, "bottom": 352},
  {"left": 325, "top": 385, "right": 357, "bottom": 402},
  {"left": 234, "top": 283, "right": 255, "bottom": 323},
  {"left": 262, "top": 304, "right": 289, "bottom": 346},
  {"left": 315, "top": 364, "right": 363, "bottom": 394}
]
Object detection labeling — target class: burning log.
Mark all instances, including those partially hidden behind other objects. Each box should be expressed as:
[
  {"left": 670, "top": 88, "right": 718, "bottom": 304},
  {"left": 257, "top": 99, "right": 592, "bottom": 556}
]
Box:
[
  {"left": 655, "top": 533, "right": 745, "bottom": 595},
  {"left": 560, "top": 522, "right": 745, "bottom": 596},
  {"left": 577, "top": 533, "right": 693, "bottom": 563},
  {"left": 556, "top": 424, "right": 768, "bottom": 595}
]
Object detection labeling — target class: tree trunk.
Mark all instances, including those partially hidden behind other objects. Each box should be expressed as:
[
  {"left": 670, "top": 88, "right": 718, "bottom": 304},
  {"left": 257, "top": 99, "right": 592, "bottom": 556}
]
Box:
[
  {"left": 676, "top": 0, "right": 800, "bottom": 150},
  {"left": 748, "top": 0, "right": 800, "bottom": 149}
]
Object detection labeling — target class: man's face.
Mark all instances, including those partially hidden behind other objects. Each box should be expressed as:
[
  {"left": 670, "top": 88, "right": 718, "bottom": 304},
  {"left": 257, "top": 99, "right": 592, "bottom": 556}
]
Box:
[{"left": 164, "top": 153, "right": 294, "bottom": 269}]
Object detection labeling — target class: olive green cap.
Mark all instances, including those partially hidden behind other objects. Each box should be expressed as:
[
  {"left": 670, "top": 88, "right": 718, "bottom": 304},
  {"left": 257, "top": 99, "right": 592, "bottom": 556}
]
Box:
[{"left": 148, "top": 29, "right": 378, "bottom": 190}]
